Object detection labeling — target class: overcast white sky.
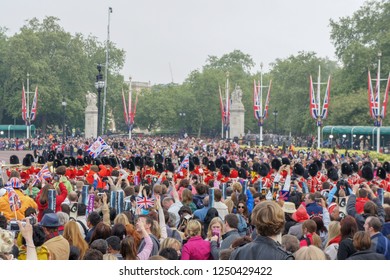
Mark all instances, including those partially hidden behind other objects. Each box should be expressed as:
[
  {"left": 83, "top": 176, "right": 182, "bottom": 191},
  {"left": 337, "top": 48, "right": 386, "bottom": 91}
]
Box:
[{"left": 1, "top": 0, "right": 366, "bottom": 85}]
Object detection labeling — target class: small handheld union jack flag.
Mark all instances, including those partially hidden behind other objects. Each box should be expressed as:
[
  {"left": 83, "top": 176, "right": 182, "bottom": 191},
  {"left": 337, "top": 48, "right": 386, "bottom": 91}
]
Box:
[
  {"left": 31, "top": 164, "right": 52, "bottom": 186},
  {"left": 136, "top": 196, "right": 155, "bottom": 209}
]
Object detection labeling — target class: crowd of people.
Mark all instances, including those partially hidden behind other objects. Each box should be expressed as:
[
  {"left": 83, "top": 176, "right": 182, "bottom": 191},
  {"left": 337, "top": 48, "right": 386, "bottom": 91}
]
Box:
[{"left": 0, "top": 136, "right": 389, "bottom": 260}]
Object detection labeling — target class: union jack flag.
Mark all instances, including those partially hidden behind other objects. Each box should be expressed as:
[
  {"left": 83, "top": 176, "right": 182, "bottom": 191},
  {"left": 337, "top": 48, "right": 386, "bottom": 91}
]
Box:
[
  {"left": 177, "top": 154, "right": 190, "bottom": 173},
  {"left": 136, "top": 196, "right": 155, "bottom": 209},
  {"left": 122, "top": 89, "right": 129, "bottom": 126},
  {"left": 263, "top": 80, "right": 272, "bottom": 119},
  {"left": 309, "top": 75, "right": 319, "bottom": 120},
  {"left": 87, "top": 137, "right": 110, "bottom": 158},
  {"left": 5, "top": 187, "right": 21, "bottom": 212},
  {"left": 30, "top": 86, "right": 38, "bottom": 121},
  {"left": 368, "top": 71, "right": 379, "bottom": 119},
  {"left": 32, "top": 164, "right": 52, "bottom": 186},
  {"left": 382, "top": 74, "right": 390, "bottom": 119},
  {"left": 253, "top": 80, "right": 261, "bottom": 120},
  {"left": 320, "top": 76, "right": 331, "bottom": 119}
]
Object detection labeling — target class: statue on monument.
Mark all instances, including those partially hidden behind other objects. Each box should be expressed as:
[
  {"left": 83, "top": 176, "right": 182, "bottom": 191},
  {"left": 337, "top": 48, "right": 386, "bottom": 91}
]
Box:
[
  {"left": 231, "top": 85, "right": 243, "bottom": 104},
  {"left": 86, "top": 91, "right": 97, "bottom": 109}
]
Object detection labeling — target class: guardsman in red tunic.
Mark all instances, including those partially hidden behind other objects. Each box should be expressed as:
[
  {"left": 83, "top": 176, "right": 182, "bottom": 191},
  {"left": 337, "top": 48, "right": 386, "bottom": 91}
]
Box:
[{"left": 307, "top": 163, "right": 321, "bottom": 193}]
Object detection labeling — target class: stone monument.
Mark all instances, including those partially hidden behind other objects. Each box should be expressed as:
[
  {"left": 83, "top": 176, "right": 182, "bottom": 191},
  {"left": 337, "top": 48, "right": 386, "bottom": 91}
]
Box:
[
  {"left": 230, "top": 85, "right": 245, "bottom": 138},
  {"left": 85, "top": 91, "right": 98, "bottom": 138}
]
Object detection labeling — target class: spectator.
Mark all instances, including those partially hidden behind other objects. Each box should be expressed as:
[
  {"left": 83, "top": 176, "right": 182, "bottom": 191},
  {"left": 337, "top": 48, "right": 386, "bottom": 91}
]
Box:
[
  {"left": 347, "top": 231, "right": 385, "bottom": 260},
  {"left": 230, "top": 201, "right": 294, "bottom": 260}
]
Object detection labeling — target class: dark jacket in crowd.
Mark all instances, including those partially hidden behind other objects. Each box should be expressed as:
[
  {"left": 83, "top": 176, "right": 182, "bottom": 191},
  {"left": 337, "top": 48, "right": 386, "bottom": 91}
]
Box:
[
  {"left": 229, "top": 235, "right": 294, "bottom": 260},
  {"left": 346, "top": 194, "right": 385, "bottom": 231},
  {"left": 137, "top": 234, "right": 160, "bottom": 258},
  {"left": 347, "top": 250, "right": 386, "bottom": 260},
  {"left": 337, "top": 237, "right": 357, "bottom": 260}
]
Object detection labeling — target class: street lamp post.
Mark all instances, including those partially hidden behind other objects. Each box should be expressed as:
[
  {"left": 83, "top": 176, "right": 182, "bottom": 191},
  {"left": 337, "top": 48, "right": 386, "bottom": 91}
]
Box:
[
  {"left": 179, "top": 112, "right": 186, "bottom": 137},
  {"left": 273, "top": 109, "right": 278, "bottom": 135},
  {"left": 95, "top": 64, "right": 105, "bottom": 137}
]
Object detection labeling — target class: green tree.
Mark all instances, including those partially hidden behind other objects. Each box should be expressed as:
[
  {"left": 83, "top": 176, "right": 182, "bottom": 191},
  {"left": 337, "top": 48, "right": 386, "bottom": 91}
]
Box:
[
  {"left": 0, "top": 16, "right": 125, "bottom": 135},
  {"left": 268, "top": 52, "right": 338, "bottom": 136}
]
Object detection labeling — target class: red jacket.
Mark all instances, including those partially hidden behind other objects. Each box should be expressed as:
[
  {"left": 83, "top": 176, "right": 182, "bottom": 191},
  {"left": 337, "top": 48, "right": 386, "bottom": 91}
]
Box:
[{"left": 35, "top": 182, "right": 68, "bottom": 221}]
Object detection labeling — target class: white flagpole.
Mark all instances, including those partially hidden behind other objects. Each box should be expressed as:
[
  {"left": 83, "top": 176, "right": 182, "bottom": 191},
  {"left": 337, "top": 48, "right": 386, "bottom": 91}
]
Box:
[
  {"left": 377, "top": 53, "right": 381, "bottom": 153},
  {"left": 26, "top": 73, "right": 30, "bottom": 139},
  {"left": 260, "top": 64, "right": 263, "bottom": 147},
  {"left": 317, "top": 66, "right": 321, "bottom": 149}
]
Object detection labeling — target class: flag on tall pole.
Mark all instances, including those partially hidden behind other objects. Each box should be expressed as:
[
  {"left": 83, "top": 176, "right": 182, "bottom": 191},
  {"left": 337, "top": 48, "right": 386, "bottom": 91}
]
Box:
[
  {"left": 122, "top": 89, "right": 129, "bottom": 126},
  {"left": 253, "top": 79, "right": 272, "bottom": 125},
  {"left": 381, "top": 74, "right": 390, "bottom": 119},
  {"left": 30, "top": 86, "right": 38, "bottom": 121},
  {"left": 309, "top": 75, "right": 319, "bottom": 120},
  {"left": 262, "top": 80, "right": 272, "bottom": 119},
  {"left": 320, "top": 77, "right": 331, "bottom": 119},
  {"left": 22, "top": 84, "right": 27, "bottom": 123}
]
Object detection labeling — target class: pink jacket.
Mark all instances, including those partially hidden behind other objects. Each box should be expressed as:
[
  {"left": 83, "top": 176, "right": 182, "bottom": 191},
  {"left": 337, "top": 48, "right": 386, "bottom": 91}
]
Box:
[{"left": 181, "top": 236, "right": 212, "bottom": 260}]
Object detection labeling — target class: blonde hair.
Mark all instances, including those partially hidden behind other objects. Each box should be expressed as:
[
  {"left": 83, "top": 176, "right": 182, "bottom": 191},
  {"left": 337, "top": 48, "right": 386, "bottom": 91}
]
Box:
[
  {"left": 0, "top": 229, "right": 14, "bottom": 254},
  {"left": 232, "top": 182, "right": 242, "bottom": 193},
  {"left": 114, "top": 213, "right": 130, "bottom": 226},
  {"left": 103, "top": 253, "right": 118, "bottom": 260},
  {"left": 325, "top": 221, "right": 341, "bottom": 248},
  {"left": 185, "top": 220, "right": 202, "bottom": 237},
  {"left": 63, "top": 221, "right": 89, "bottom": 259},
  {"left": 160, "top": 237, "right": 182, "bottom": 252},
  {"left": 294, "top": 245, "right": 326, "bottom": 260},
  {"left": 224, "top": 198, "right": 235, "bottom": 213},
  {"left": 151, "top": 220, "right": 161, "bottom": 240},
  {"left": 206, "top": 217, "right": 224, "bottom": 240}
]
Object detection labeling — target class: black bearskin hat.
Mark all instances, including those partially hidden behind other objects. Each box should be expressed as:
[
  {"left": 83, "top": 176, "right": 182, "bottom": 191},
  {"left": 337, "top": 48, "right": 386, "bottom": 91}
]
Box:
[
  {"left": 221, "top": 164, "right": 230, "bottom": 177},
  {"left": 361, "top": 165, "right": 374, "bottom": 181},
  {"left": 377, "top": 167, "right": 386, "bottom": 180},
  {"left": 10, "top": 155, "right": 19, "bottom": 165},
  {"left": 293, "top": 163, "right": 305, "bottom": 176},
  {"left": 327, "top": 167, "right": 339, "bottom": 182},
  {"left": 271, "top": 158, "right": 282, "bottom": 171},
  {"left": 341, "top": 162, "right": 352, "bottom": 176},
  {"left": 308, "top": 163, "right": 318, "bottom": 177}
]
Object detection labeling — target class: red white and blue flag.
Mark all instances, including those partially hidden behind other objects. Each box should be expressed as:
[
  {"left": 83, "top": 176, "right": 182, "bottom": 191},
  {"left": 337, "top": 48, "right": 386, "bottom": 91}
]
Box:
[
  {"left": 320, "top": 76, "right": 331, "bottom": 119},
  {"left": 177, "top": 154, "right": 190, "bottom": 173},
  {"left": 22, "top": 85, "right": 27, "bottom": 123},
  {"left": 309, "top": 75, "right": 319, "bottom": 120},
  {"left": 253, "top": 80, "right": 261, "bottom": 120},
  {"left": 136, "top": 196, "right": 155, "bottom": 209},
  {"left": 262, "top": 80, "right": 272, "bottom": 119},
  {"left": 122, "top": 89, "right": 129, "bottom": 126},
  {"left": 32, "top": 164, "right": 52, "bottom": 186},
  {"left": 382, "top": 74, "right": 390, "bottom": 119},
  {"left": 368, "top": 71, "right": 379, "bottom": 119},
  {"left": 30, "top": 86, "right": 38, "bottom": 121},
  {"left": 5, "top": 187, "right": 21, "bottom": 212},
  {"left": 87, "top": 137, "right": 110, "bottom": 159}
]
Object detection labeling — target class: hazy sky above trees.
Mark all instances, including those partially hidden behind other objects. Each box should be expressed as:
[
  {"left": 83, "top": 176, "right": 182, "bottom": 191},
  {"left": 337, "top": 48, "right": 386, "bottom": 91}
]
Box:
[{"left": 1, "top": 0, "right": 366, "bottom": 84}]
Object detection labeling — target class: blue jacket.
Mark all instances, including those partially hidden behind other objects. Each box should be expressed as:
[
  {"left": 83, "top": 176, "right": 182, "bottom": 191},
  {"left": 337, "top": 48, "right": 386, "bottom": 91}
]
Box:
[
  {"left": 370, "top": 232, "right": 390, "bottom": 260},
  {"left": 305, "top": 202, "right": 323, "bottom": 217}
]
